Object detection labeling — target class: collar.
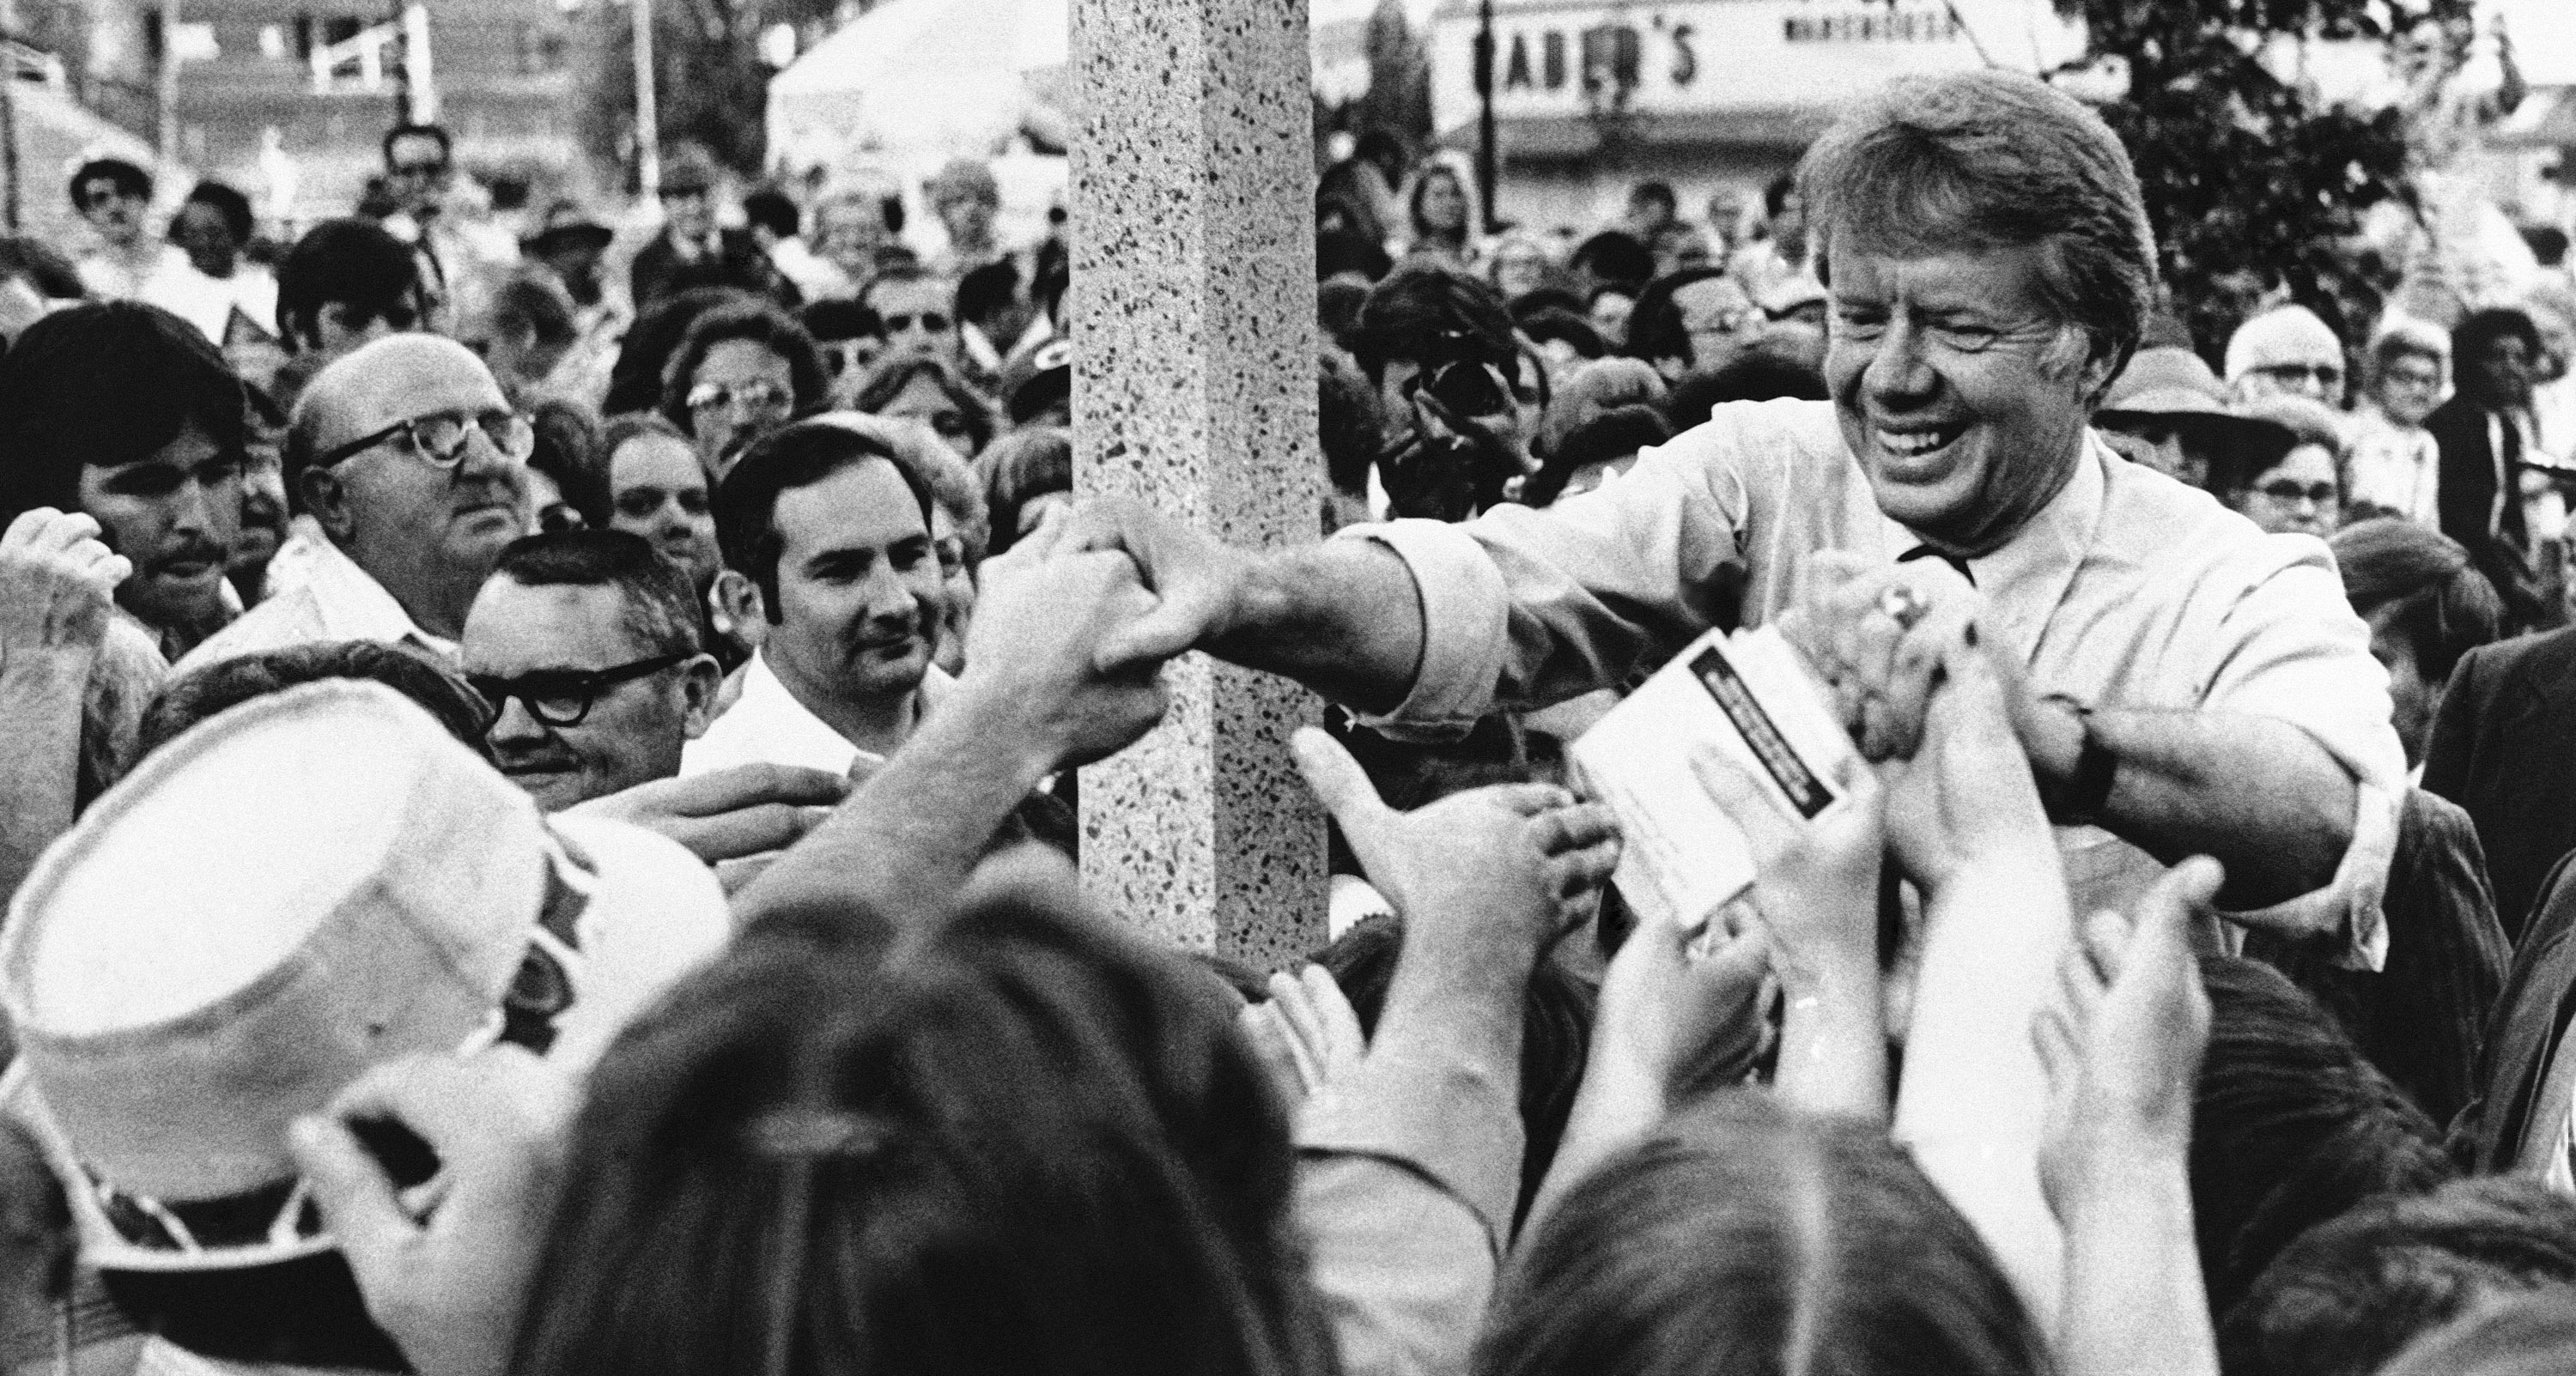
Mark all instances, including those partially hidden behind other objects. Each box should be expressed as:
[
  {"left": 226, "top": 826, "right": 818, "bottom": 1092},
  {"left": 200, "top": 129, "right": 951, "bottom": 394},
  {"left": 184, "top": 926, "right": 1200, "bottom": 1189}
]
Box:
[
  {"left": 1886, "top": 434, "right": 2107, "bottom": 669},
  {"left": 735, "top": 651, "right": 952, "bottom": 768},
  {"left": 305, "top": 537, "right": 456, "bottom": 659}
]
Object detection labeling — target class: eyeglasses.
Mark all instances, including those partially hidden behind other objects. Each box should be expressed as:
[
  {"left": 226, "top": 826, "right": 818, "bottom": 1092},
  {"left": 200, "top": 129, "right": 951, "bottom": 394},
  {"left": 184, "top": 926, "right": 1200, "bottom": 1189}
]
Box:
[
  {"left": 469, "top": 652, "right": 693, "bottom": 727},
  {"left": 1686, "top": 308, "right": 1760, "bottom": 336},
  {"left": 2255, "top": 480, "right": 2337, "bottom": 506},
  {"left": 315, "top": 409, "right": 534, "bottom": 469},
  {"left": 687, "top": 379, "right": 794, "bottom": 415},
  {"left": 881, "top": 312, "right": 951, "bottom": 335},
  {"left": 390, "top": 160, "right": 450, "bottom": 179}
]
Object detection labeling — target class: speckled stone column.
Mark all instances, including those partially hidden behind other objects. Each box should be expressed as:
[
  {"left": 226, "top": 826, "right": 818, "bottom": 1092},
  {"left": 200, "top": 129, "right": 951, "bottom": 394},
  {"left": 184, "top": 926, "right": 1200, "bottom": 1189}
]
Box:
[{"left": 1068, "top": 0, "right": 1327, "bottom": 966}]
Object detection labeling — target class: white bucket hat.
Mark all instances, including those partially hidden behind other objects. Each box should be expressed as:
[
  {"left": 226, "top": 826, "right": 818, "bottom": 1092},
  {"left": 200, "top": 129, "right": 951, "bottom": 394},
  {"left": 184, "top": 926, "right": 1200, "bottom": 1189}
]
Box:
[{"left": 0, "top": 678, "right": 727, "bottom": 1274}]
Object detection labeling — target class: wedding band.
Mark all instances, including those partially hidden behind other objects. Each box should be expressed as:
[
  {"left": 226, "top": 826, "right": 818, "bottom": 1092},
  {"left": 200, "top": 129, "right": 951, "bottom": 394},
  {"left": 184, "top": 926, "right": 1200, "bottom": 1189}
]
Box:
[{"left": 1877, "top": 584, "right": 1930, "bottom": 631}]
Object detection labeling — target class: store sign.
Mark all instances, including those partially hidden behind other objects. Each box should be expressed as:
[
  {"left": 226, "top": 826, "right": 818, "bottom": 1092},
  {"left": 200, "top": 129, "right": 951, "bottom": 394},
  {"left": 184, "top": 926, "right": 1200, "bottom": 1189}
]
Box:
[{"left": 1430, "top": 0, "right": 2082, "bottom": 130}]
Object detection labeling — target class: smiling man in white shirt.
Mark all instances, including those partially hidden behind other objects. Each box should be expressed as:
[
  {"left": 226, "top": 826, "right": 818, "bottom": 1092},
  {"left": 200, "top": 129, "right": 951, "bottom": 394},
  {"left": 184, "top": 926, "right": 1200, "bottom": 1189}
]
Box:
[
  {"left": 177, "top": 334, "right": 532, "bottom": 675},
  {"left": 684, "top": 415, "right": 952, "bottom": 778}
]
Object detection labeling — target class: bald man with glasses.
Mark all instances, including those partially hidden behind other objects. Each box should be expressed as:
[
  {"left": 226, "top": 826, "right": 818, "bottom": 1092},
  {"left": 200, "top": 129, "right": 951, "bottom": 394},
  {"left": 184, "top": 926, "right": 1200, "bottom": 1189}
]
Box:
[{"left": 176, "top": 334, "right": 532, "bottom": 675}]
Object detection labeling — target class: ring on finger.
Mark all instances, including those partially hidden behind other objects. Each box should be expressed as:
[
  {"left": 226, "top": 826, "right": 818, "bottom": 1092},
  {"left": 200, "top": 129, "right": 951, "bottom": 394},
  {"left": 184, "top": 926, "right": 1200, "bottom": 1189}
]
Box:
[{"left": 1876, "top": 583, "right": 1930, "bottom": 632}]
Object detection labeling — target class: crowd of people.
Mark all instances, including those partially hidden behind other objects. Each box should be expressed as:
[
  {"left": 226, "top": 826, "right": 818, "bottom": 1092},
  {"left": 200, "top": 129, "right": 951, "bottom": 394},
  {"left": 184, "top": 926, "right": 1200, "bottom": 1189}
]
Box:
[{"left": 9, "top": 57, "right": 2576, "bottom": 1376}]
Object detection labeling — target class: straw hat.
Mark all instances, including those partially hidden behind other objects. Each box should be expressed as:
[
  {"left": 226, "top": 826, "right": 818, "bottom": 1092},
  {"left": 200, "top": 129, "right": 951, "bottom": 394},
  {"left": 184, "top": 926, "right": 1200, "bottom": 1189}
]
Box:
[{"left": 0, "top": 679, "right": 726, "bottom": 1272}]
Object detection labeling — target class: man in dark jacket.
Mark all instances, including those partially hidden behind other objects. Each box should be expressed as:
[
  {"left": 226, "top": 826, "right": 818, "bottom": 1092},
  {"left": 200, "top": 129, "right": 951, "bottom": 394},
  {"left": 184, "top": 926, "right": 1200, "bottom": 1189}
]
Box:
[
  {"left": 2427, "top": 306, "right": 2544, "bottom": 555},
  {"left": 627, "top": 147, "right": 791, "bottom": 312}
]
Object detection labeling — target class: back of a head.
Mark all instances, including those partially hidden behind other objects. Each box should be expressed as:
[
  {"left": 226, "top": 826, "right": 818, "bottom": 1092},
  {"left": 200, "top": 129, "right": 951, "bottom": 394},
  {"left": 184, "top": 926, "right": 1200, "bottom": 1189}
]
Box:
[
  {"left": 1478, "top": 1091, "right": 2048, "bottom": 1376},
  {"left": 2221, "top": 1177, "right": 2576, "bottom": 1376},
  {"left": 493, "top": 273, "right": 581, "bottom": 349},
  {"left": 493, "top": 530, "right": 702, "bottom": 658},
  {"left": 0, "top": 301, "right": 248, "bottom": 525},
  {"left": 2377, "top": 1290, "right": 2576, "bottom": 1376},
  {"left": 978, "top": 426, "right": 1072, "bottom": 555},
  {"left": 741, "top": 188, "right": 799, "bottom": 241},
  {"left": 136, "top": 641, "right": 492, "bottom": 764},
  {"left": 1350, "top": 263, "right": 1517, "bottom": 379},
  {"left": 2328, "top": 518, "right": 2503, "bottom": 687},
  {"left": 1665, "top": 351, "right": 1830, "bottom": 432},
  {"left": 276, "top": 220, "right": 418, "bottom": 351},
  {"left": 1568, "top": 231, "right": 1654, "bottom": 292},
  {"left": 2193, "top": 957, "right": 2457, "bottom": 1319},
  {"left": 513, "top": 867, "right": 1325, "bottom": 1376}
]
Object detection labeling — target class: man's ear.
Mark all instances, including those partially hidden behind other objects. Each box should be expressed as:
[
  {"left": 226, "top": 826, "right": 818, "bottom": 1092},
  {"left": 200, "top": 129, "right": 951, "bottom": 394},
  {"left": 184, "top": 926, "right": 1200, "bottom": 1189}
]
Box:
[
  {"left": 677, "top": 653, "right": 724, "bottom": 739},
  {"left": 707, "top": 570, "right": 767, "bottom": 646},
  {"left": 301, "top": 463, "right": 355, "bottom": 541}
]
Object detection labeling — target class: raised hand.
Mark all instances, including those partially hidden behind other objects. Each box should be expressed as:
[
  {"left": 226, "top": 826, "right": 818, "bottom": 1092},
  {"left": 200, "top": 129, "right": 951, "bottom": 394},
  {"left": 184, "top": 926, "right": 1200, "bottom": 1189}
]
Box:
[
  {"left": 289, "top": 1047, "right": 574, "bottom": 1376},
  {"left": 1777, "top": 549, "right": 1979, "bottom": 761},
  {"left": 1691, "top": 748, "right": 1884, "bottom": 998},
  {"left": 2033, "top": 856, "right": 2220, "bottom": 1222},
  {"left": 1053, "top": 496, "right": 1258, "bottom": 673},
  {"left": 0, "top": 509, "right": 131, "bottom": 673},
  {"left": 1291, "top": 725, "right": 1618, "bottom": 954},
  {"left": 567, "top": 764, "right": 849, "bottom": 864},
  {"left": 1883, "top": 625, "right": 2056, "bottom": 894},
  {"left": 1240, "top": 965, "right": 1370, "bottom": 1110},
  {"left": 958, "top": 512, "right": 1172, "bottom": 771}
]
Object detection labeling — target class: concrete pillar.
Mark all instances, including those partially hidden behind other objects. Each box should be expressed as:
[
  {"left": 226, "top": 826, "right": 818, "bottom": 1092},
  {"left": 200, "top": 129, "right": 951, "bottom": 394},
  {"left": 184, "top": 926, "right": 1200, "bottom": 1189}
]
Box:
[{"left": 1068, "top": 0, "right": 1327, "bottom": 967}]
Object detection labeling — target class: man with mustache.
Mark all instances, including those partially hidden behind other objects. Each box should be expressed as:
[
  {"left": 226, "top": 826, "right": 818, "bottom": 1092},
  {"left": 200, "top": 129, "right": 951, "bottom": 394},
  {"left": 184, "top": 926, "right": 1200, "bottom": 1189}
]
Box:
[
  {"left": 177, "top": 334, "right": 530, "bottom": 675},
  {"left": 0, "top": 302, "right": 250, "bottom": 662},
  {"left": 684, "top": 415, "right": 952, "bottom": 776}
]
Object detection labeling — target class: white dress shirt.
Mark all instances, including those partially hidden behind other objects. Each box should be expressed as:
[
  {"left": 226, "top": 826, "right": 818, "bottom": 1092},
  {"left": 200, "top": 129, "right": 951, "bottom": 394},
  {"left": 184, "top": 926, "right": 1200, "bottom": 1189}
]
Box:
[
  {"left": 139, "top": 259, "right": 280, "bottom": 347},
  {"left": 173, "top": 534, "right": 454, "bottom": 676},
  {"left": 682, "top": 649, "right": 951, "bottom": 779},
  {"left": 2346, "top": 405, "right": 2443, "bottom": 527},
  {"left": 1348, "top": 397, "right": 2407, "bottom": 967}
]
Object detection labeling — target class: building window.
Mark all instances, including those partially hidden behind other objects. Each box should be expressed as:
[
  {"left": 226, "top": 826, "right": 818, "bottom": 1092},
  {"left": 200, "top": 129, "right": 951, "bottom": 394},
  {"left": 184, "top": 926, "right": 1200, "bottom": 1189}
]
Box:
[{"left": 258, "top": 23, "right": 289, "bottom": 59}]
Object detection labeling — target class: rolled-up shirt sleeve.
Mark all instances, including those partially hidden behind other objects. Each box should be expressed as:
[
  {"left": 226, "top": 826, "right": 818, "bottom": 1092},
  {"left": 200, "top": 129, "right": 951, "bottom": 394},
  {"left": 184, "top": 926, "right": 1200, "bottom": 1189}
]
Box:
[
  {"left": 1338, "top": 421, "right": 1759, "bottom": 740},
  {"left": 1296, "top": 1051, "right": 1523, "bottom": 1376},
  {"left": 2195, "top": 542, "right": 2408, "bottom": 968}
]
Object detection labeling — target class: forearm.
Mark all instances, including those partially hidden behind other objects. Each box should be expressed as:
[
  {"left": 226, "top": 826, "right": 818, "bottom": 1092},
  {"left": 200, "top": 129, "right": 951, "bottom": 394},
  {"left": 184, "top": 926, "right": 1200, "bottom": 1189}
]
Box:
[
  {"left": 1894, "top": 841, "right": 2073, "bottom": 1324},
  {"left": 1772, "top": 974, "right": 1886, "bottom": 1120},
  {"left": 1209, "top": 541, "right": 1425, "bottom": 717},
  {"left": 731, "top": 688, "right": 1050, "bottom": 930},
  {"left": 0, "top": 659, "right": 90, "bottom": 900},
  {"left": 2055, "top": 1165, "right": 2217, "bottom": 1376},
  {"left": 1520, "top": 1053, "right": 1658, "bottom": 1242},
  {"left": 2041, "top": 708, "right": 2354, "bottom": 909}
]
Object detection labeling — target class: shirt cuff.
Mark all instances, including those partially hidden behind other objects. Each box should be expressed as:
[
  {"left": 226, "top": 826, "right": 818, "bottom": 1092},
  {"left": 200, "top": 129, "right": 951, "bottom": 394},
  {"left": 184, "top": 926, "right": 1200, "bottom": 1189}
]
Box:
[
  {"left": 1297, "top": 1048, "right": 1524, "bottom": 1255},
  {"left": 2215, "top": 776, "right": 2398, "bottom": 972},
  {"left": 1335, "top": 519, "right": 1510, "bottom": 741}
]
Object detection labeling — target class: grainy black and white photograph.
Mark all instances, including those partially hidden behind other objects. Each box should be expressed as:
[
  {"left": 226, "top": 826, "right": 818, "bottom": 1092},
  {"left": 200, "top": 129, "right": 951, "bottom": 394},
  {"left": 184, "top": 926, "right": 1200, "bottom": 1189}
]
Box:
[{"left": 0, "top": 0, "right": 2571, "bottom": 1370}]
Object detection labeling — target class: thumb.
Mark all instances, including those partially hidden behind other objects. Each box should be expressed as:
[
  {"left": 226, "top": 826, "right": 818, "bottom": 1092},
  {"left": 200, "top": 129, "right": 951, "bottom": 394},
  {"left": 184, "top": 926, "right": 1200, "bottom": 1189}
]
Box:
[
  {"left": 1291, "top": 727, "right": 1390, "bottom": 832},
  {"left": 287, "top": 1116, "right": 414, "bottom": 1266},
  {"left": 2135, "top": 855, "right": 2223, "bottom": 967},
  {"left": 1094, "top": 593, "right": 1214, "bottom": 674}
]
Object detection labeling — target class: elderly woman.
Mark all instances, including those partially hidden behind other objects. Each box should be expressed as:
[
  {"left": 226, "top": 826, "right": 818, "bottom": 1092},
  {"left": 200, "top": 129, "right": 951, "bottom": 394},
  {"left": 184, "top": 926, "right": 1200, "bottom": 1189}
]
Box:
[
  {"left": 2221, "top": 395, "right": 2348, "bottom": 539},
  {"left": 2346, "top": 320, "right": 2450, "bottom": 526}
]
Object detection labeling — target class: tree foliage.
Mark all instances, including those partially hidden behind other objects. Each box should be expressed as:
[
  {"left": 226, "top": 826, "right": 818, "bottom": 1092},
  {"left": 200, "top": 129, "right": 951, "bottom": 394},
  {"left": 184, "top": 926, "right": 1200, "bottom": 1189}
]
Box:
[
  {"left": 575, "top": 0, "right": 842, "bottom": 185},
  {"left": 1356, "top": 0, "right": 1433, "bottom": 154},
  {"left": 2063, "top": 0, "right": 2476, "bottom": 358}
]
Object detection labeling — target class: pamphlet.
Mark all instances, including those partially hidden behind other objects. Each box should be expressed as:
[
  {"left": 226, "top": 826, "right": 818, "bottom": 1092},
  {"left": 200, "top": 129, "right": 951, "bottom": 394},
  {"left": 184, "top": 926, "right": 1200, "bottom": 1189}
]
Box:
[{"left": 1568, "top": 623, "right": 1864, "bottom": 931}]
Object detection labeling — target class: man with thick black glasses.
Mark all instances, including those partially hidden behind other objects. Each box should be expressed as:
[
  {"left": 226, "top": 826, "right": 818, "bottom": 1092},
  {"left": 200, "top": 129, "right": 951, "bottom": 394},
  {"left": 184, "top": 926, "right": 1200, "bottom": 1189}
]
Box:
[{"left": 178, "top": 335, "right": 531, "bottom": 674}]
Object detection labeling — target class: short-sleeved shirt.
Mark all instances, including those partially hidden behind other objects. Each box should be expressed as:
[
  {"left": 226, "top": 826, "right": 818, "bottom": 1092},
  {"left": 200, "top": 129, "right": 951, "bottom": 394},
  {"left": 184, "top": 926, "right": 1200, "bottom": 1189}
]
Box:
[{"left": 1347, "top": 397, "right": 2406, "bottom": 965}]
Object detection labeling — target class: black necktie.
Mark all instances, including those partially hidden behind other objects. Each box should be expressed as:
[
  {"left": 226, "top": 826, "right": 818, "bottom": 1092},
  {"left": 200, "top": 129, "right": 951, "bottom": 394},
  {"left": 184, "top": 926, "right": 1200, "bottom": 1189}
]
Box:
[{"left": 1899, "top": 544, "right": 1976, "bottom": 587}]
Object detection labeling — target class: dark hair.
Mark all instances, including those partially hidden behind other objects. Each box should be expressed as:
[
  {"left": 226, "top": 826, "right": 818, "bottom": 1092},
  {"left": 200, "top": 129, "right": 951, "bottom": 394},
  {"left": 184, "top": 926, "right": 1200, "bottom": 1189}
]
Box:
[
  {"left": 1509, "top": 286, "right": 1587, "bottom": 322},
  {"left": 182, "top": 180, "right": 256, "bottom": 244},
  {"left": 1567, "top": 232, "right": 1653, "bottom": 292},
  {"left": 2524, "top": 226, "right": 2570, "bottom": 269},
  {"left": 850, "top": 355, "right": 995, "bottom": 455},
  {"left": 511, "top": 876, "right": 1332, "bottom": 1376},
  {"left": 1520, "top": 306, "right": 1605, "bottom": 361},
  {"left": 1478, "top": 1091, "right": 2049, "bottom": 1376},
  {"left": 955, "top": 258, "right": 1021, "bottom": 330},
  {"left": 1628, "top": 180, "right": 1676, "bottom": 213},
  {"left": 977, "top": 426, "right": 1071, "bottom": 557},
  {"left": 799, "top": 298, "right": 877, "bottom": 343},
  {"left": 2220, "top": 1177, "right": 2576, "bottom": 1376},
  {"left": 1664, "top": 352, "right": 1829, "bottom": 430},
  {"left": 1764, "top": 172, "right": 1798, "bottom": 219},
  {"left": 2455, "top": 308, "right": 2543, "bottom": 374},
  {"left": 1621, "top": 266, "right": 1735, "bottom": 370},
  {"left": 1798, "top": 70, "right": 2158, "bottom": 386},
  {"left": 2329, "top": 519, "right": 2505, "bottom": 689},
  {"left": 2377, "top": 1291, "right": 2576, "bottom": 1376},
  {"left": 2192, "top": 956, "right": 2458, "bottom": 1320},
  {"left": 1315, "top": 915, "right": 1593, "bottom": 1232},
  {"left": 380, "top": 122, "right": 452, "bottom": 166},
  {"left": 1316, "top": 227, "right": 1393, "bottom": 284},
  {"left": 713, "top": 418, "right": 939, "bottom": 621},
  {"left": 657, "top": 300, "right": 830, "bottom": 436},
  {"left": 0, "top": 302, "right": 249, "bottom": 526},
  {"left": 527, "top": 398, "right": 609, "bottom": 528},
  {"left": 492, "top": 530, "right": 702, "bottom": 658},
  {"left": 275, "top": 219, "right": 421, "bottom": 354},
  {"left": 137, "top": 641, "right": 493, "bottom": 763},
  {"left": 1407, "top": 163, "right": 1469, "bottom": 244},
  {"left": 739, "top": 187, "right": 799, "bottom": 240},
  {"left": 1347, "top": 262, "right": 1517, "bottom": 381},
  {"left": 492, "top": 273, "right": 580, "bottom": 349},
  {"left": 1525, "top": 404, "right": 1671, "bottom": 506},
  {"left": 606, "top": 287, "right": 747, "bottom": 417},
  {"left": 69, "top": 158, "right": 150, "bottom": 211}
]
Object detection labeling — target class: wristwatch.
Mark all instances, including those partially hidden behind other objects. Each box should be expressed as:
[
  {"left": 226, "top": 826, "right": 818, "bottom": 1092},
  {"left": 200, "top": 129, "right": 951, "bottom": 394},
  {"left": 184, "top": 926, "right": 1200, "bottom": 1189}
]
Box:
[{"left": 2038, "top": 694, "right": 2116, "bottom": 827}]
